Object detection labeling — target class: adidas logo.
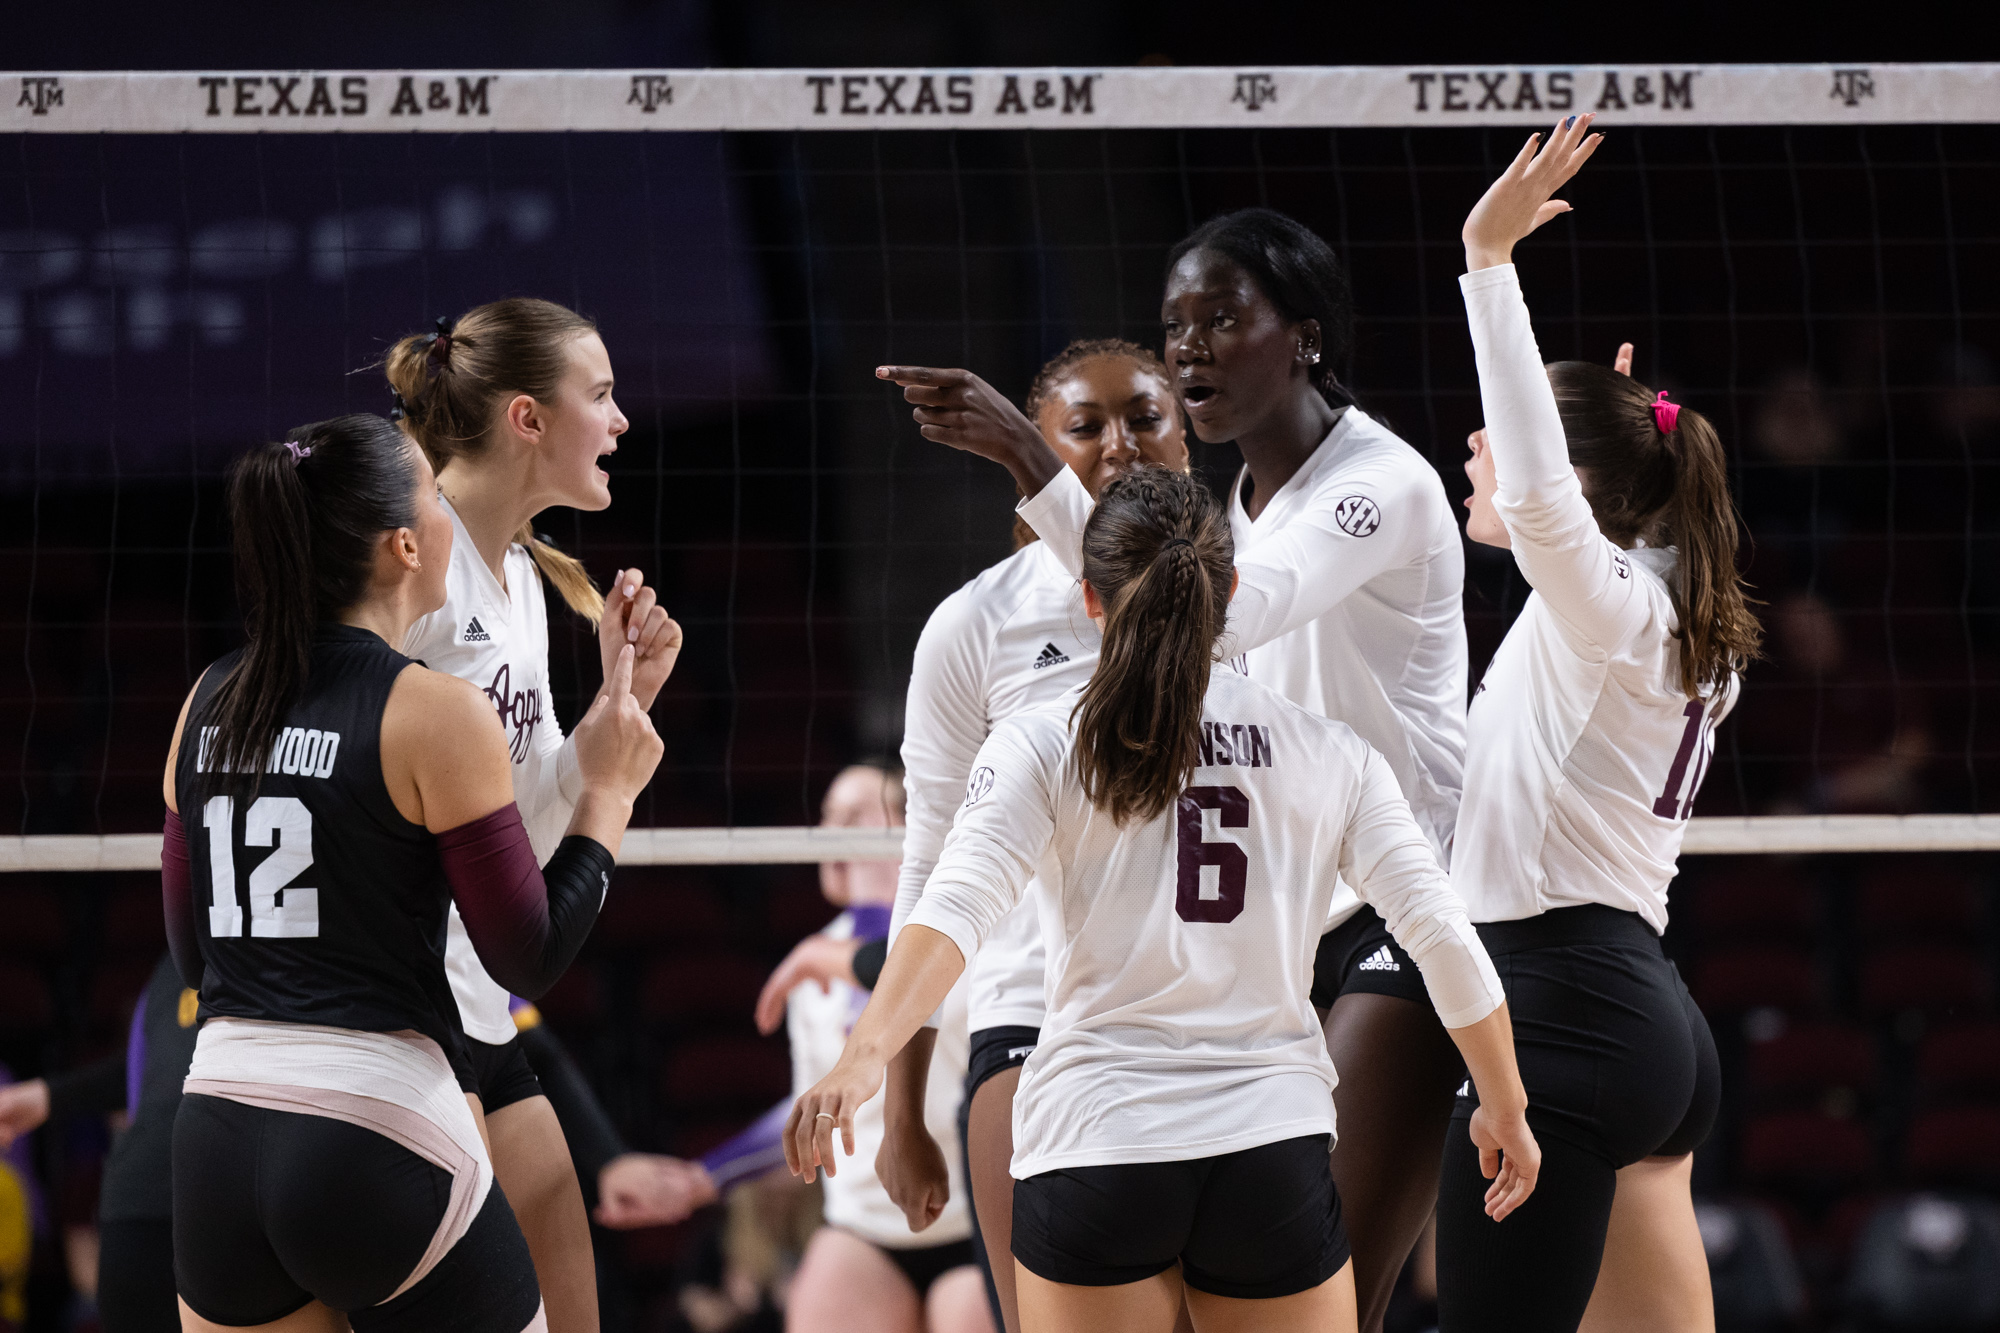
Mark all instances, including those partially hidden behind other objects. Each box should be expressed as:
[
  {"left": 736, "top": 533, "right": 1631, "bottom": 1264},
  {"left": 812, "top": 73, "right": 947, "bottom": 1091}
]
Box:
[
  {"left": 1032, "top": 642, "right": 1069, "bottom": 670},
  {"left": 462, "top": 617, "right": 491, "bottom": 643},
  {"left": 1356, "top": 945, "right": 1400, "bottom": 972}
]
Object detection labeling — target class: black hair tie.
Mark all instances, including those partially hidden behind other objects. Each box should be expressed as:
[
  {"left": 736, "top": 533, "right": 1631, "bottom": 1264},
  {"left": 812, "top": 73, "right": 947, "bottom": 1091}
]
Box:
[{"left": 425, "top": 314, "right": 455, "bottom": 381}]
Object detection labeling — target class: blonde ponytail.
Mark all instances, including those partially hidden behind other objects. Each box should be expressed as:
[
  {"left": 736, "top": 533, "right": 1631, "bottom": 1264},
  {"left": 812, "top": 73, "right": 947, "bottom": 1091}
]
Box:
[{"left": 517, "top": 522, "right": 605, "bottom": 623}]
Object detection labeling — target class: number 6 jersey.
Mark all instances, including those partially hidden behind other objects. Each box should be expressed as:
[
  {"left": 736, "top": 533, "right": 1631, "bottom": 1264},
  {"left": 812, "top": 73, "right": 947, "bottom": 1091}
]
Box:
[
  {"left": 174, "top": 626, "right": 468, "bottom": 1077},
  {"left": 1456, "top": 263, "right": 1740, "bottom": 933},
  {"left": 904, "top": 666, "right": 1503, "bottom": 1179}
]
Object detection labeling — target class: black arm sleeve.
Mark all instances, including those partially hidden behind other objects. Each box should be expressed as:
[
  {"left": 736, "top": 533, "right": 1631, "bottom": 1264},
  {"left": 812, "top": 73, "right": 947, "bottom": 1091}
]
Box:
[
  {"left": 45, "top": 1052, "right": 128, "bottom": 1119},
  {"left": 162, "top": 808, "right": 203, "bottom": 989},
  {"left": 852, "top": 936, "right": 888, "bottom": 991},
  {"left": 437, "top": 802, "right": 613, "bottom": 1001},
  {"left": 516, "top": 1022, "right": 629, "bottom": 1207}
]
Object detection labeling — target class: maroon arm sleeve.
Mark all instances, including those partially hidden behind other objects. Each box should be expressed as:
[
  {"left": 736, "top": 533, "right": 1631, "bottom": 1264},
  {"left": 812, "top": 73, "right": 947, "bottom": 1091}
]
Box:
[
  {"left": 436, "top": 802, "right": 613, "bottom": 1001},
  {"left": 162, "top": 808, "right": 203, "bottom": 989}
]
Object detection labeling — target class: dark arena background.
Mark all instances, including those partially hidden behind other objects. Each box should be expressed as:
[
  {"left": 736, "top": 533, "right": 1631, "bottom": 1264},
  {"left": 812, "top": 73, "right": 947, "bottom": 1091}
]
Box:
[{"left": 3, "top": 5, "right": 1999, "bottom": 1331}]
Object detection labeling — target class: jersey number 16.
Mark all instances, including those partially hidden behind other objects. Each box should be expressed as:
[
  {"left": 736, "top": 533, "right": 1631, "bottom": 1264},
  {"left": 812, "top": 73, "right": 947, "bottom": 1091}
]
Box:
[
  {"left": 201, "top": 795, "right": 321, "bottom": 938},
  {"left": 1653, "top": 701, "right": 1717, "bottom": 821}
]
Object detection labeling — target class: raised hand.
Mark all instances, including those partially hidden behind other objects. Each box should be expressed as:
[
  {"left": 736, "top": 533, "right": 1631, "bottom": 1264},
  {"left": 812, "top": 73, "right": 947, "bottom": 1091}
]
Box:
[
  {"left": 753, "top": 933, "right": 863, "bottom": 1036},
  {"left": 598, "top": 568, "right": 682, "bottom": 712},
  {"left": 875, "top": 365, "right": 1062, "bottom": 498},
  {"left": 595, "top": 1153, "right": 719, "bottom": 1229},
  {"left": 572, "top": 644, "right": 665, "bottom": 810},
  {"left": 1614, "top": 342, "right": 1635, "bottom": 376},
  {"left": 1462, "top": 113, "right": 1605, "bottom": 272},
  {"left": 0, "top": 1078, "right": 50, "bottom": 1149},
  {"left": 1469, "top": 1103, "right": 1542, "bottom": 1221}
]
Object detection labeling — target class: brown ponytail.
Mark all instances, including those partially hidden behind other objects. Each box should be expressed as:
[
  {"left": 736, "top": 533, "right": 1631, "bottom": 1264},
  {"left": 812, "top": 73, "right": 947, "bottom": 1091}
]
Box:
[
  {"left": 1548, "top": 362, "right": 1763, "bottom": 695},
  {"left": 199, "top": 415, "right": 420, "bottom": 799},
  {"left": 383, "top": 298, "right": 606, "bottom": 623},
  {"left": 1072, "top": 467, "right": 1234, "bottom": 824}
]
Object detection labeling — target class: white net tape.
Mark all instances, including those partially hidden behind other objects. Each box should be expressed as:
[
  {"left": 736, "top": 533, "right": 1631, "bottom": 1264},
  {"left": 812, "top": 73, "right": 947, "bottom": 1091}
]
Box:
[
  {"left": 4, "top": 815, "right": 1997, "bottom": 873},
  {"left": 6, "top": 64, "right": 1997, "bottom": 134}
]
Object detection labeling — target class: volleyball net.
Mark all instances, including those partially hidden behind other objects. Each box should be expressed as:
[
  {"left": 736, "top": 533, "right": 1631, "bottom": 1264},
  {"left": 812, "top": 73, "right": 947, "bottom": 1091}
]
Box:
[{"left": 4, "top": 65, "right": 1997, "bottom": 866}]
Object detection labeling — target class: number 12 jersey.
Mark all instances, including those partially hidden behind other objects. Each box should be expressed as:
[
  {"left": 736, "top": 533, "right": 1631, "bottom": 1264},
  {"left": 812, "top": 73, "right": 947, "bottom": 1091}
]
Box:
[
  {"left": 174, "top": 626, "right": 467, "bottom": 1077},
  {"left": 904, "top": 666, "right": 1503, "bottom": 1180}
]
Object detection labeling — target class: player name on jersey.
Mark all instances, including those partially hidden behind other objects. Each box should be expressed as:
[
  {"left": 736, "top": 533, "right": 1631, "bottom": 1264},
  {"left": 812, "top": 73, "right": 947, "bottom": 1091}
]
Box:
[
  {"left": 193, "top": 724, "right": 341, "bottom": 778},
  {"left": 1197, "top": 720, "right": 1274, "bottom": 769}
]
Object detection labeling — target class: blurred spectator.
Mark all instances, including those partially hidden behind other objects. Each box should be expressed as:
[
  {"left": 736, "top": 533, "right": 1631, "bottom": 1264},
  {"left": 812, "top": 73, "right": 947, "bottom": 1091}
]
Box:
[
  {"left": 0, "top": 1062, "right": 49, "bottom": 1333},
  {"left": 1738, "top": 367, "right": 1863, "bottom": 563},
  {"left": 1931, "top": 345, "right": 2000, "bottom": 442},
  {"left": 677, "top": 1173, "right": 821, "bottom": 1333},
  {"left": 1738, "top": 592, "right": 1932, "bottom": 813}
]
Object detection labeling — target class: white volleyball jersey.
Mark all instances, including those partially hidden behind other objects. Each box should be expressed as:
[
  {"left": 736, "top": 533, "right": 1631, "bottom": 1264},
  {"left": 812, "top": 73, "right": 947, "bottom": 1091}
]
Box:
[
  {"left": 789, "top": 909, "right": 973, "bottom": 1248},
  {"left": 905, "top": 668, "right": 1503, "bottom": 1179},
  {"left": 1456, "top": 265, "right": 1739, "bottom": 933},
  {"left": 1018, "top": 410, "right": 1468, "bottom": 929},
  {"left": 403, "top": 498, "right": 583, "bottom": 1045},
  {"left": 890, "top": 539, "right": 1097, "bottom": 1034}
]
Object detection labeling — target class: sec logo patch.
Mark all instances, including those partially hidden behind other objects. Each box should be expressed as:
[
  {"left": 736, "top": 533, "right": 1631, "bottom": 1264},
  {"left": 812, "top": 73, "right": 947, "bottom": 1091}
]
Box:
[
  {"left": 965, "top": 767, "right": 995, "bottom": 806},
  {"left": 1333, "top": 495, "right": 1381, "bottom": 538}
]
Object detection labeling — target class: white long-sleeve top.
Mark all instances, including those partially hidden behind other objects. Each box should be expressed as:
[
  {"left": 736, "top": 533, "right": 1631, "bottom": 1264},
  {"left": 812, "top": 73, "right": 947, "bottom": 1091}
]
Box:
[
  {"left": 404, "top": 498, "right": 584, "bottom": 1044},
  {"left": 1455, "top": 265, "right": 1739, "bottom": 932},
  {"left": 889, "top": 540, "right": 1098, "bottom": 1033},
  {"left": 1018, "top": 408, "right": 1467, "bottom": 914},
  {"left": 789, "top": 909, "right": 973, "bottom": 1248},
  {"left": 906, "top": 667, "right": 1502, "bottom": 1179}
]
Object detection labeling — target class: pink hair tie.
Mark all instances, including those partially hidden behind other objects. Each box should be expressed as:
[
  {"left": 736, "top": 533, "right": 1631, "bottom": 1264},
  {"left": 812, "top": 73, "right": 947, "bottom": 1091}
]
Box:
[
  {"left": 1652, "top": 391, "right": 1681, "bottom": 434},
  {"left": 282, "top": 440, "right": 312, "bottom": 463}
]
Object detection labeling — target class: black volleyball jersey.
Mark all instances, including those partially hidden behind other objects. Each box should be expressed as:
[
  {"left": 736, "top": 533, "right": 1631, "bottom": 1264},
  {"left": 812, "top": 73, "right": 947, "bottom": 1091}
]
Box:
[{"left": 176, "top": 625, "right": 469, "bottom": 1077}]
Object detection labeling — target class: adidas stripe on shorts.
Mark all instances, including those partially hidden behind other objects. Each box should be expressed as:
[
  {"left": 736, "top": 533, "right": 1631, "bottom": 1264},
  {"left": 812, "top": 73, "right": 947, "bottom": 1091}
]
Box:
[{"left": 1310, "top": 905, "right": 1429, "bottom": 1009}]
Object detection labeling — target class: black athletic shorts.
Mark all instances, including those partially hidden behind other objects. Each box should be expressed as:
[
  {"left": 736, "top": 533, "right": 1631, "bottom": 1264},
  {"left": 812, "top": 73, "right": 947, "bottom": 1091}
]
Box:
[
  {"left": 965, "top": 1025, "right": 1040, "bottom": 1102},
  {"left": 866, "top": 1236, "right": 978, "bottom": 1298},
  {"left": 1451, "top": 904, "right": 1721, "bottom": 1167},
  {"left": 1312, "top": 905, "right": 1428, "bottom": 1008},
  {"left": 1012, "top": 1134, "right": 1348, "bottom": 1298},
  {"left": 468, "top": 1035, "right": 544, "bottom": 1115},
  {"left": 173, "top": 1093, "right": 541, "bottom": 1331}
]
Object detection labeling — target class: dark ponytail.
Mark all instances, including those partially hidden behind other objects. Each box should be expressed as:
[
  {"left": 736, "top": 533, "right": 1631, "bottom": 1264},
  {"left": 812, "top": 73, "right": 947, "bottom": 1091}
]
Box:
[
  {"left": 197, "top": 414, "right": 420, "bottom": 798},
  {"left": 1072, "top": 467, "right": 1234, "bottom": 824},
  {"left": 1547, "top": 362, "right": 1763, "bottom": 695},
  {"left": 1166, "top": 208, "right": 1357, "bottom": 408}
]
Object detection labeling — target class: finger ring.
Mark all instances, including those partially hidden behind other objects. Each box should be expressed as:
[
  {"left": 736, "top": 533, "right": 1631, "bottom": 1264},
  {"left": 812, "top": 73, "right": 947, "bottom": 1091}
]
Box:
[{"left": 815, "top": 1113, "right": 836, "bottom": 1122}]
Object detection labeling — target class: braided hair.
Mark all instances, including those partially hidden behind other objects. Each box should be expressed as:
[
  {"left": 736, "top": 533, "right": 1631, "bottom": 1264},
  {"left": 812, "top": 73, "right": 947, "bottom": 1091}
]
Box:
[{"left": 1071, "top": 466, "right": 1234, "bottom": 824}]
